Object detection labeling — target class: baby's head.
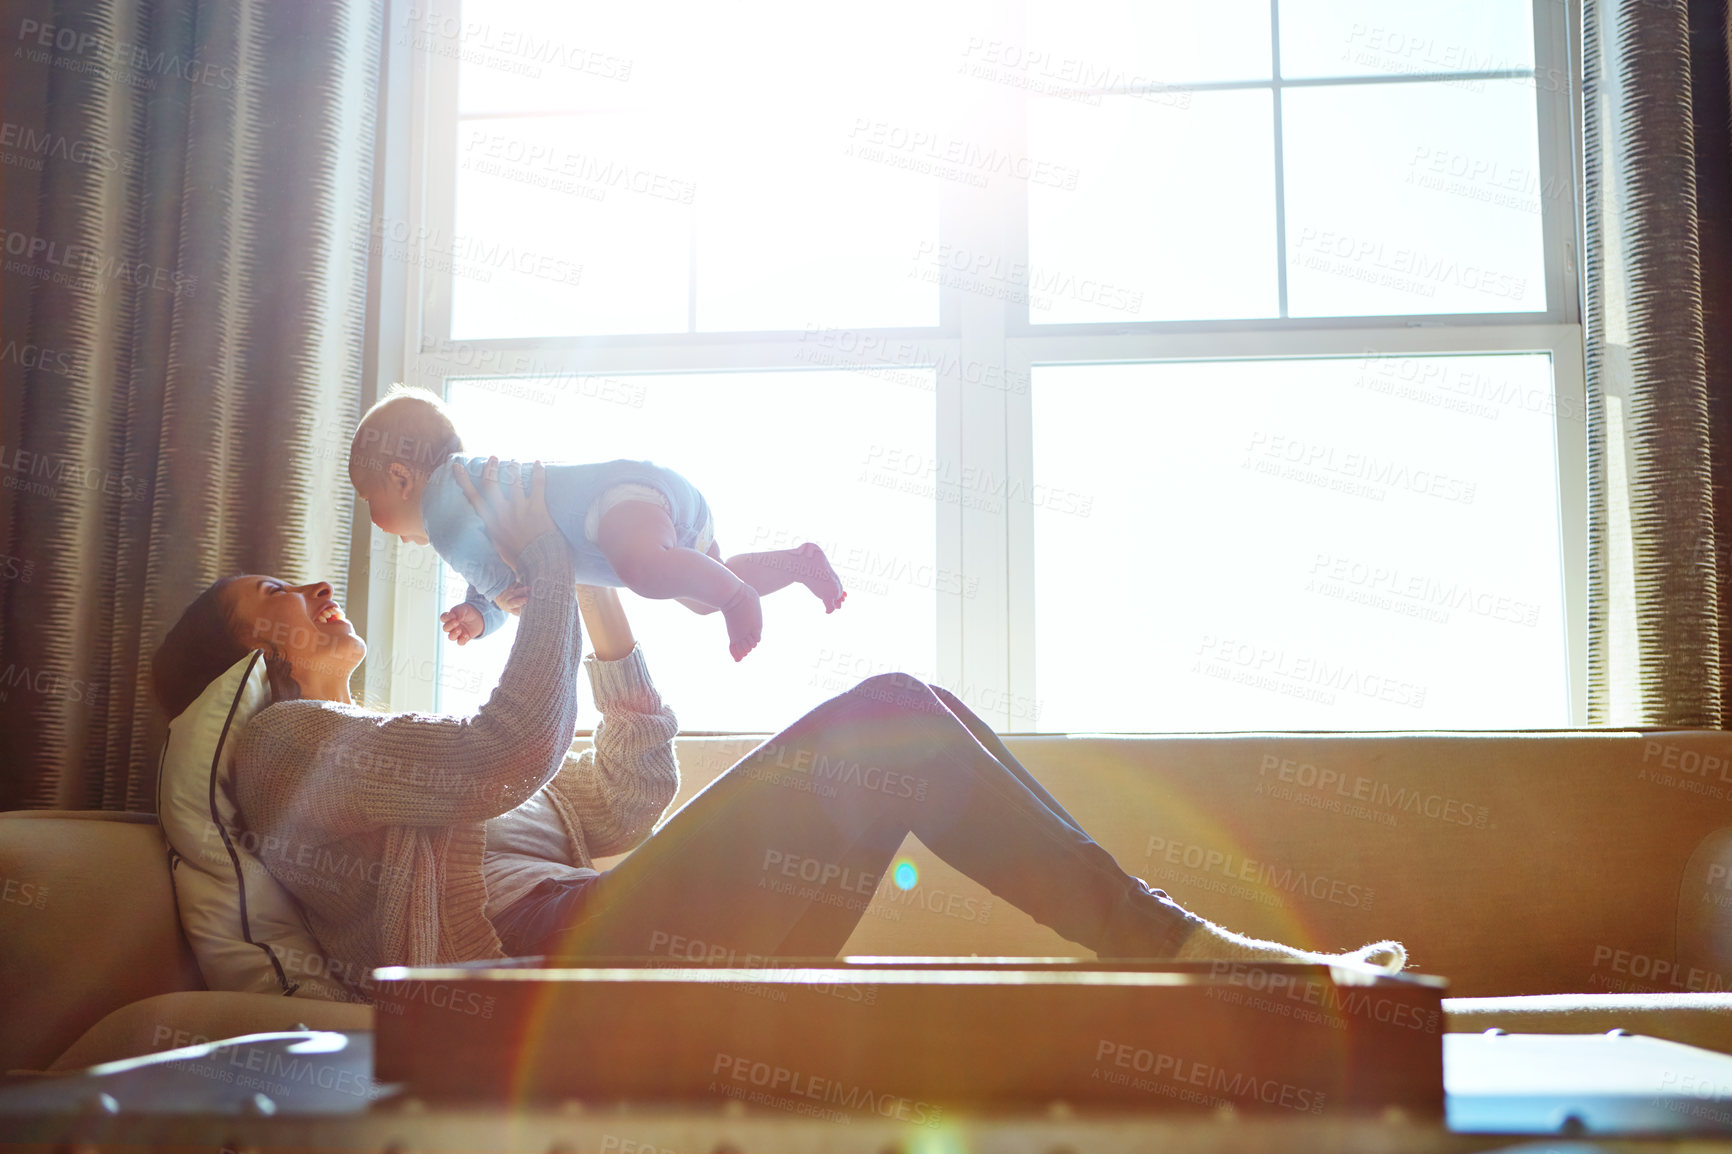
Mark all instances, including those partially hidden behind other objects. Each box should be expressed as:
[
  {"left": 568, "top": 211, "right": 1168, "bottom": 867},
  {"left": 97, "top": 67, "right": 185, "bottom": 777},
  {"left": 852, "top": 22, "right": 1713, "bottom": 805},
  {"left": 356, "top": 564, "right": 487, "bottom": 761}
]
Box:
[{"left": 348, "top": 384, "right": 463, "bottom": 545}]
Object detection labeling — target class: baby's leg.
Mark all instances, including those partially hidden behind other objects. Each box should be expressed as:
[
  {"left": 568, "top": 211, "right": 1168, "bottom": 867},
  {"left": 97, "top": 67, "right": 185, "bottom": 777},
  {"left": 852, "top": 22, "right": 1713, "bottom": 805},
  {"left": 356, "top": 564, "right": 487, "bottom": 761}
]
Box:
[
  {"left": 674, "top": 543, "right": 727, "bottom": 615},
  {"left": 596, "top": 501, "right": 762, "bottom": 661},
  {"left": 725, "top": 542, "right": 846, "bottom": 613}
]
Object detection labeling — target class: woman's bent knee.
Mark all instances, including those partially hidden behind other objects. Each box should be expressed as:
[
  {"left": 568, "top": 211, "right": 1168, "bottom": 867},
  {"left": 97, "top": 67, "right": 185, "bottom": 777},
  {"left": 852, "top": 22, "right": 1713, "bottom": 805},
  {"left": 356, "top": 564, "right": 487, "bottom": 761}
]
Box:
[{"left": 846, "top": 672, "right": 943, "bottom": 712}]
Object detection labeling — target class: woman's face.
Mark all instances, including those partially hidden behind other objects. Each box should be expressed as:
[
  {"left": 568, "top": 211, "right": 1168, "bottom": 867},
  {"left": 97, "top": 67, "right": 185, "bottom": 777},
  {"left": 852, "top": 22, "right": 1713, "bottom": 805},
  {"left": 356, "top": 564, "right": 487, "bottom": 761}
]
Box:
[{"left": 224, "top": 576, "right": 366, "bottom": 690}]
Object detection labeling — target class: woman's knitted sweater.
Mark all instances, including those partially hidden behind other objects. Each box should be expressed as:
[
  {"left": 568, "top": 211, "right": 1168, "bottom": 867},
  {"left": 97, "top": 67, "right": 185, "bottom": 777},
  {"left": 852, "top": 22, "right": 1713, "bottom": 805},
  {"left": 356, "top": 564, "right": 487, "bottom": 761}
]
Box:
[{"left": 233, "top": 532, "right": 679, "bottom": 1002}]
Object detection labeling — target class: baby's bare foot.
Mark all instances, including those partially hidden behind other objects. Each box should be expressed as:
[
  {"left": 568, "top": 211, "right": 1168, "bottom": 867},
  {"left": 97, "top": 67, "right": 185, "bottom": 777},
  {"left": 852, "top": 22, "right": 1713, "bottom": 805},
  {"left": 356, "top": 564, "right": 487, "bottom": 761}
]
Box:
[
  {"left": 786, "top": 542, "right": 846, "bottom": 612},
  {"left": 721, "top": 584, "right": 762, "bottom": 662},
  {"left": 725, "top": 543, "right": 848, "bottom": 612}
]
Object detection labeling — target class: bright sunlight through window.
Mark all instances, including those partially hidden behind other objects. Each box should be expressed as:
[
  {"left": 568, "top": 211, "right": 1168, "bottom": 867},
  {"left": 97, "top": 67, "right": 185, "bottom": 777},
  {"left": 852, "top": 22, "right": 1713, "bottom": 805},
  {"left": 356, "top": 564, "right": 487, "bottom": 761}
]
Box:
[{"left": 400, "top": 0, "right": 1579, "bottom": 730}]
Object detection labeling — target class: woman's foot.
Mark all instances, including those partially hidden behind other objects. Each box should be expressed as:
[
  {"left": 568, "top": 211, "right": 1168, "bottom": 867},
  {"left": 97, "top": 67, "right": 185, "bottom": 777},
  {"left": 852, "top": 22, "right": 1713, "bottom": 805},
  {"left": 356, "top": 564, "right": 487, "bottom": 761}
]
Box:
[{"left": 1174, "top": 921, "right": 1408, "bottom": 973}]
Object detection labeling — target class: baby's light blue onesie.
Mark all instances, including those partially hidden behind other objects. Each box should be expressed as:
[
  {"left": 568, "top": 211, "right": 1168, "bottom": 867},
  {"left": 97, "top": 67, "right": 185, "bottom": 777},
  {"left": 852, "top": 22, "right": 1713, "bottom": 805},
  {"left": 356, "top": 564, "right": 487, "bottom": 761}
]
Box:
[{"left": 422, "top": 455, "right": 715, "bottom": 638}]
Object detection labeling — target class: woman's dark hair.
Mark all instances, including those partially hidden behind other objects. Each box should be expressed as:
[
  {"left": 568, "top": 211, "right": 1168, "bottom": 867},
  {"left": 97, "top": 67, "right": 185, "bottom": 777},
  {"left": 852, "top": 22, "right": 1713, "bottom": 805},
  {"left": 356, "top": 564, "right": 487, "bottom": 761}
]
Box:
[{"left": 152, "top": 577, "right": 303, "bottom": 717}]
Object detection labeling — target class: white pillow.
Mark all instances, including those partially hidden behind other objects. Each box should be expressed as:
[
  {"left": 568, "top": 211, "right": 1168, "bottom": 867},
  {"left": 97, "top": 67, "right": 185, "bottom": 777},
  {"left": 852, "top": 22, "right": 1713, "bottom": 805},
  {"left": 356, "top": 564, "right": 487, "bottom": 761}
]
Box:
[{"left": 156, "top": 650, "right": 346, "bottom": 1001}]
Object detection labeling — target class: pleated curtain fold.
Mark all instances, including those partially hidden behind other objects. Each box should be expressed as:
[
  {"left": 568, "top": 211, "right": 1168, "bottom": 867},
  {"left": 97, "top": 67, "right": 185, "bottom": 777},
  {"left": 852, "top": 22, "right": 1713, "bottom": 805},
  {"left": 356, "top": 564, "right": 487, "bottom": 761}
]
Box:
[
  {"left": 1581, "top": 0, "right": 1731, "bottom": 724},
  {"left": 0, "top": 0, "right": 379, "bottom": 809}
]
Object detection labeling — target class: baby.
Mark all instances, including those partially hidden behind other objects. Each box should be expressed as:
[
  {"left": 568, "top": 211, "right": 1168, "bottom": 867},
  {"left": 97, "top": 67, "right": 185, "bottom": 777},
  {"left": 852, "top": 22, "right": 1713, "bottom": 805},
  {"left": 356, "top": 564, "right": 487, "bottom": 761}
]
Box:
[{"left": 347, "top": 385, "right": 845, "bottom": 660}]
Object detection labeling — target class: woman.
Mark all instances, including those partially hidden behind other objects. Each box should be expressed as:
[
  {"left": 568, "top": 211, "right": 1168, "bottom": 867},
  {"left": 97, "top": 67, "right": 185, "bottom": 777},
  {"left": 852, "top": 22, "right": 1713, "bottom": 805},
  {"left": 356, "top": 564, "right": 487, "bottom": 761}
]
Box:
[{"left": 152, "top": 460, "right": 1404, "bottom": 1002}]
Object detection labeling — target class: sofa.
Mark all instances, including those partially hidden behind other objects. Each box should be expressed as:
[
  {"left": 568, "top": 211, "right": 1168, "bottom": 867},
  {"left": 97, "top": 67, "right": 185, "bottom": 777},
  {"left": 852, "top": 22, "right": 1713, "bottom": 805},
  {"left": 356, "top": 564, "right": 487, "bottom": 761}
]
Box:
[{"left": 7, "top": 730, "right": 1732, "bottom": 1076}]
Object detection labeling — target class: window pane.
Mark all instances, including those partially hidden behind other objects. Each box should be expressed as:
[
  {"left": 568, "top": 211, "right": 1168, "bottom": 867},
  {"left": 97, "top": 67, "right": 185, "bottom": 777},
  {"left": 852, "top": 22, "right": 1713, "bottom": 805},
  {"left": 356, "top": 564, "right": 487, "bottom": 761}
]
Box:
[
  {"left": 1283, "top": 80, "right": 1546, "bottom": 317},
  {"left": 1028, "top": 92, "right": 1278, "bottom": 324},
  {"left": 1032, "top": 357, "right": 1568, "bottom": 731},
  {"left": 1279, "top": 0, "right": 1535, "bottom": 80},
  {"left": 451, "top": 115, "right": 693, "bottom": 338},
  {"left": 451, "top": 0, "right": 644, "bottom": 117},
  {"left": 1023, "top": 0, "right": 1271, "bottom": 87},
  {"left": 449, "top": 0, "right": 974, "bottom": 337},
  {"left": 693, "top": 117, "right": 939, "bottom": 333},
  {"left": 435, "top": 371, "right": 937, "bottom": 731}
]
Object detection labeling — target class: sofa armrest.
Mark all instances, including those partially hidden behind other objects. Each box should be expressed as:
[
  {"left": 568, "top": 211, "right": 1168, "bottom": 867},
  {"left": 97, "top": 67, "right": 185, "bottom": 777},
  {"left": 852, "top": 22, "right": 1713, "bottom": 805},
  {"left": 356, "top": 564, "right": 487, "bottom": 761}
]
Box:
[{"left": 0, "top": 812, "right": 203, "bottom": 1074}]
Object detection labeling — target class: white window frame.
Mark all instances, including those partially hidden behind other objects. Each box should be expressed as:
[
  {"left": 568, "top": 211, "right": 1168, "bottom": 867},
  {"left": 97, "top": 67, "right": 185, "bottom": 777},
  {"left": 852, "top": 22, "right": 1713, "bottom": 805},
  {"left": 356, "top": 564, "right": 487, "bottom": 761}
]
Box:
[{"left": 357, "top": 0, "right": 1587, "bottom": 729}]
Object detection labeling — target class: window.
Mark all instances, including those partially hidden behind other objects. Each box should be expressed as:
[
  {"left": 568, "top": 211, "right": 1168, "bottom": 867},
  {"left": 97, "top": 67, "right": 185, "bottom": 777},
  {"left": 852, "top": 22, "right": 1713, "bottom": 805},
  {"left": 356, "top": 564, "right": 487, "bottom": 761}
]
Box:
[{"left": 368, "top": 0, "right": 1584, "bottom": 730}]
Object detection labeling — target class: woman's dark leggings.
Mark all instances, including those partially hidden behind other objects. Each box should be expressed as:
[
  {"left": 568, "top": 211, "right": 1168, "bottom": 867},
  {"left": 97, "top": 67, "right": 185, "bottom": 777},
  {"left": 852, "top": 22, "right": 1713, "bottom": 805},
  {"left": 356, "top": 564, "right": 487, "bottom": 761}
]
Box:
[{"left": 493, "top": 673, "right": 1202, "bottom": 962}]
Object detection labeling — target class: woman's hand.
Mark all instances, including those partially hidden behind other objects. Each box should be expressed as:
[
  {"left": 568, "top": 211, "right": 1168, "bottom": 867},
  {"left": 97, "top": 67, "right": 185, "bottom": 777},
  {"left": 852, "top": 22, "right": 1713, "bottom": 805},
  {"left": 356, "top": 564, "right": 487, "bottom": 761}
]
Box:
[
  {"left": 452, "top": 457, "right": 559, "bottom": 577},
  {"left": 576, "top": 585, "right": 636, "bottom": 661}
]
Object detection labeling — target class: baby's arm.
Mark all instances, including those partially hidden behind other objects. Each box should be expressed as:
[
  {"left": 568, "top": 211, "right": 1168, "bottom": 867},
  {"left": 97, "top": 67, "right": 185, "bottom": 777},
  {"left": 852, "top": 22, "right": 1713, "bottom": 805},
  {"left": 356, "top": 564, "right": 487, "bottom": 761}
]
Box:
[
  {"left": 426, "top": 459, "right": 526, "bottom": 640},
  {"left": 441, "top": 584, "right": 506, "bottom": 645}
]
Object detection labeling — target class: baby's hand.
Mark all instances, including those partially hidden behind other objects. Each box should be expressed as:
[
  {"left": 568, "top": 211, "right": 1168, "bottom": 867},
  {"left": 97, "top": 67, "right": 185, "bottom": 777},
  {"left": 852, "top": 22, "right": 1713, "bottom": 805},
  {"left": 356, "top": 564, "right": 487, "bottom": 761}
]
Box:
[
  {"left": 494, "top": 583, "right": 530, "bottom": 616},
  {"left": 441, "top": 602, "right": 485, "bottom": 645}
]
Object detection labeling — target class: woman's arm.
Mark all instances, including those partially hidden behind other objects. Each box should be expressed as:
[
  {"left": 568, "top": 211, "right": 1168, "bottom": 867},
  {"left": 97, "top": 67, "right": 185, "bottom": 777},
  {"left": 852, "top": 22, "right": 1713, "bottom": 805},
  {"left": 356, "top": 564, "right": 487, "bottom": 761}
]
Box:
[
  {"left": 577, "top": 585, "right": 635, "bottom": 661},
  {"left": 542, "top": 596, "right": 679, "bottom": 861},
  {"left": 239, "top": 463, "right": 587, "bottom": 836}
]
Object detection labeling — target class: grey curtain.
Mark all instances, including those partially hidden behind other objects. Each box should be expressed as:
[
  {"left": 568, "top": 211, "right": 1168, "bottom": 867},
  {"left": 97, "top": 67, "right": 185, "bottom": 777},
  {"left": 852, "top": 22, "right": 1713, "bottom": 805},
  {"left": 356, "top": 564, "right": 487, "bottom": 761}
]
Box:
[
  {"left": 1583, "top": 0, "right": 1732, "bottom": 724},
  {"left": 0, "top": 0, "right": 380, "bottom": 809}
]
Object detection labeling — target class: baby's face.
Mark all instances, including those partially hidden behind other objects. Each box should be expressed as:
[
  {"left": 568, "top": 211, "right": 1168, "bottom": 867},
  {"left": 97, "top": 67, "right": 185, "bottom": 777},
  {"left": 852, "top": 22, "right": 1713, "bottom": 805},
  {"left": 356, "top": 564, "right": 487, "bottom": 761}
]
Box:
[
  {"left": 361, "top": 475, "right": 429, "bottom": 545},
  {"left": 368, "top": 500, "right": 428, "bottom": 545}
]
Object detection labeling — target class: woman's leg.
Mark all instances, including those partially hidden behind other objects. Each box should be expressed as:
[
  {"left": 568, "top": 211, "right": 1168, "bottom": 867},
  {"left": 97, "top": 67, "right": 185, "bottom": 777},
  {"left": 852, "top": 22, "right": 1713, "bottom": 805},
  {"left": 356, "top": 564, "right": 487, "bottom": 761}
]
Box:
[
  {"left": 530, "top": 673, "right": 1405, "bottom": 971},
  {"left": 926, "top": 685, "right": 1087, "bottom": 836},
  {"left": 532, "top": 673, "right": 1204, "bottom": 963}
]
